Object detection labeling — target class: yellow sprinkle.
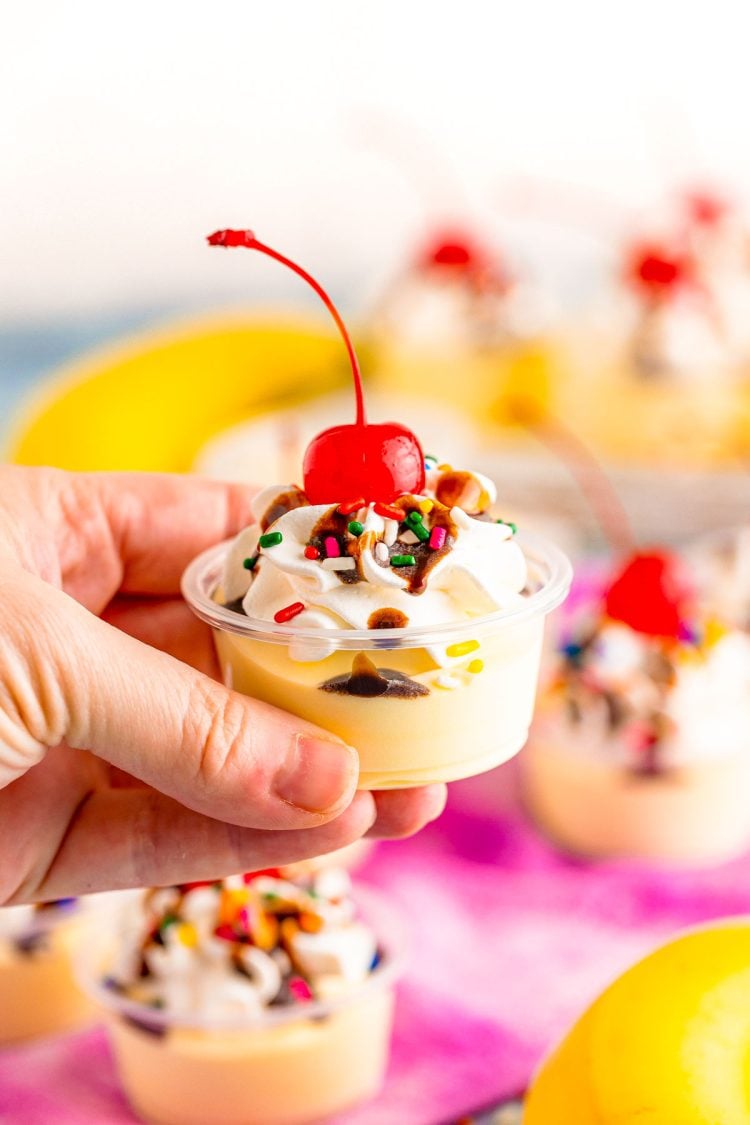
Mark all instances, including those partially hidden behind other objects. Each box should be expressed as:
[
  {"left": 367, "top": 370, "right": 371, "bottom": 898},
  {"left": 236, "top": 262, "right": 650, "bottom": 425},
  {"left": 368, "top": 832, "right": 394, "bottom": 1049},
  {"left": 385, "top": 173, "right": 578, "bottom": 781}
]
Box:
[
  {"left": 446, "top": 640, "right": 480, "bottom": 658},
  {"left": 176, "top": 923, "right": 198, "bottom": 948},
  {"left": 418, "top": 499, "right": 434, "bottom": 514},
  {"left": 703, "top": 618, "right": 728, "bottom": 649},
  {"left": 437, "top": 463, "right": 453, "bottom": 472},
  {"left": 467, "top": 659, "right": 484, "bottom": 674}
]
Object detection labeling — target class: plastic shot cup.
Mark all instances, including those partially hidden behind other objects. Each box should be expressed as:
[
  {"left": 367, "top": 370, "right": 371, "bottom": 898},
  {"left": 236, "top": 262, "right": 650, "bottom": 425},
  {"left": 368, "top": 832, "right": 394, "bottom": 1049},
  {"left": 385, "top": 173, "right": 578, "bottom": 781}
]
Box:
[
  {"left": 183, "top": 532, "right": 571, "bottom": 789},
  {"left": 79, "top": 888, "right": 405, "bottom": 1125}
]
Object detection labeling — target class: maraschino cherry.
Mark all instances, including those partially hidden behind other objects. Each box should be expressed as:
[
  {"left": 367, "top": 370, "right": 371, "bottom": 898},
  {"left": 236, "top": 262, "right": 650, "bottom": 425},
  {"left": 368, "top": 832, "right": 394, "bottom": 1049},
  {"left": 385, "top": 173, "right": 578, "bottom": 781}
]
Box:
[
  {"left": 625, "top": 242, "right": 693, "bottom": 300},
  {"left": 604, "top": 550, "right": 691, "bottom": 640},
  {"left": 417, "top": 229, "right": 487, "bottom": 273},
  {"left": 207, "top": 229, "right": 425, "bottom": 503},
  {"left": 684, "top": 189, "right": 728, "bottom": 228}
]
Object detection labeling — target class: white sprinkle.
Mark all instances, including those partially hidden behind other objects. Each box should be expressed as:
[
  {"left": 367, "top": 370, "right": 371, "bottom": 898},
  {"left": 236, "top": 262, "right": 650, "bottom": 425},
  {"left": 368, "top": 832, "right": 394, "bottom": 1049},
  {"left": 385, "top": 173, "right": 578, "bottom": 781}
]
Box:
[
  {"left": 322, "top": 556, "right": 356, "bottom": 571},
  {"left": 374, "top": 541, "right": 390, "bottom": 565},
  {"left": 435, "top": 673, "right": 461, "bottom": 690},
  {"left": 400, "top": 529, "right": 419, "bottom": 545},
  {"left": 383, "top": 518, "right": 399, "bottom": 546}
]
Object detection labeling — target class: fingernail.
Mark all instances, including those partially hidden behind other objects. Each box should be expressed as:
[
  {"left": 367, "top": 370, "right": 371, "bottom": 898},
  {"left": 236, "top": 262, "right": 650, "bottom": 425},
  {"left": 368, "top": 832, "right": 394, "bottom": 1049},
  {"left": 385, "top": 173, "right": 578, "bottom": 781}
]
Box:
[
  {"left": 275, "top": 734, "right": 358, "bottom": 813},
  {"left": 428, "top": 786, "right": 448, "bottom": 822}
]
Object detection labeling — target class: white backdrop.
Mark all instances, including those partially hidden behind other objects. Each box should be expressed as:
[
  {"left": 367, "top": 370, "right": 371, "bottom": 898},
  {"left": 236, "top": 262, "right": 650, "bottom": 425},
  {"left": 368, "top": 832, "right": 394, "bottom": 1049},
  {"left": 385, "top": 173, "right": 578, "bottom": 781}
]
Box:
[{"left": 3, "top": 0, "right": 750, "bottom": 319}]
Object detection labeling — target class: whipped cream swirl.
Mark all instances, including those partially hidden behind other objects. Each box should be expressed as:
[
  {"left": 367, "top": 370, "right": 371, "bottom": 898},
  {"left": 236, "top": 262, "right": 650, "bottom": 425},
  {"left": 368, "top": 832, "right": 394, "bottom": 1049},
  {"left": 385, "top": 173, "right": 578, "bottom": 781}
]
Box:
[
  {"left": 220, "top": 464, "right": 527, "bottom": 662},
  {"left": 106, "top": 869, "right": 377, "bottom": 1022},
  {"left": 549, "top": 614, "right": 750, "bottom": 770}
]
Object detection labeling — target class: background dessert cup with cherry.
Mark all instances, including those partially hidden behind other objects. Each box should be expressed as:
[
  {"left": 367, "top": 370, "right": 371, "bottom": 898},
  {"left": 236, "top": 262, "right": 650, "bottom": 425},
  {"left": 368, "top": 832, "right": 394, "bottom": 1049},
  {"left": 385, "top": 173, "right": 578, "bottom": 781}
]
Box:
[
  {"left": 82, "top": 867, "right": 402, "bottom": 1125},
  {"left": 523, "top": 548, "right": 750, "bottom": 863},
  {"left": 555, "top": 191, "right": 750, "bottom": 468},
  {"left": 183, "top": 230, "right": 571, "bottom": 789},
  {"left": 0, "top": 899, "right": 92, "bottom": 1044},
  {"left": 368, "top": 227, "right": 554, "bottom": 433}
]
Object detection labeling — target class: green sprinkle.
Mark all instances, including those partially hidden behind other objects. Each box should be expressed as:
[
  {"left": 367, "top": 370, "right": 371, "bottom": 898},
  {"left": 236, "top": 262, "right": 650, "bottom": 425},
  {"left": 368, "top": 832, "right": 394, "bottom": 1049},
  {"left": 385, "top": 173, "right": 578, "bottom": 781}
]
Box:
[
  {"left": 259, "top": 531, "right": 283, "bottom": 548},
  {"left": 496, "top": 519, "right": 517, "bottom": 535},
  {"left": 391, "top": 554, "right": 416, "bottom": 567},
  {"left": 412, "top": 521, "right": 430, "bottom": 542},
  {"left": 160, "top": 913, "right": 179, "bottom": 931},
  {"left": 406, "top": 510, "right": 424, "bottom": 525},
  {"left": 243, "top": 555, "right": 259, "bottom": 570},
  {"left": 347, "top": 520, "right": 364, "bottom": 536}
]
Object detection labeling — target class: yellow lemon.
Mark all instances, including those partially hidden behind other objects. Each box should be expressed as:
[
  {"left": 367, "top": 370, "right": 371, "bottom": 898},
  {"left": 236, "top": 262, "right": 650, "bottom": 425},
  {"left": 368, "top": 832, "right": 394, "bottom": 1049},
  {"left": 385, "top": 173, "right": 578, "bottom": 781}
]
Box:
[{"left": 525, "top": 920, "right": 750, "bottom": 1124}]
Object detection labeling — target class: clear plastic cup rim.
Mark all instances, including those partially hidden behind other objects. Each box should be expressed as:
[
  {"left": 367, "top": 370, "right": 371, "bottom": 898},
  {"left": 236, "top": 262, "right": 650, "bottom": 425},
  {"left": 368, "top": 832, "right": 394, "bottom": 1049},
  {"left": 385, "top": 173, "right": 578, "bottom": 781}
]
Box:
[
  {"left": 182, "top": 530, "right": 573, "bottom": 651},
  {"left": 75, "top": 884, "right": 408, "bottom": 1033}
]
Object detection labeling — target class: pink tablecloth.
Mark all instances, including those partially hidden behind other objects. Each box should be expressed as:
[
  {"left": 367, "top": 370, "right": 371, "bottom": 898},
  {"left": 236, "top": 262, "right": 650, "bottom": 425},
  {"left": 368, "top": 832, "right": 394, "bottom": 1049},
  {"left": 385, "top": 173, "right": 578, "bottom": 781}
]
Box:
[{"left": 2, "top": 764, "right": 750, "bottom": 1125}]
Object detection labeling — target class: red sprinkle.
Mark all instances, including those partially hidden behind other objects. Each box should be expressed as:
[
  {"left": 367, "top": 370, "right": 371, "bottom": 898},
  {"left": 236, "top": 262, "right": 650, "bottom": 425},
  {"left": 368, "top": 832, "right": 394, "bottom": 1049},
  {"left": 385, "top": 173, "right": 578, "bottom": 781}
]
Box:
[
  {"left": 374, "top": 502, "right": 404, "bottom": 521},
  {"left": 274, "top": 602, "right": 305, "bottom": 624},
  {"left": 289, "top": 976, "right": 314, "bottom": 1002},
  {"left": 429, "top": 526, "right": 447, "bottom": 550},
  {"left": 243, "top": 868, "right": 282, "bottom": 883},
  {"left": 304, "top": 545, "right": 320, "bottom": 560},
  {"left": 337, "top": 497, "right": 366, "bottom": 515},
  {"left": 214, "top": 924, "right": 236, "bottom": 942},
  {"left": 324, "top": 536, "right": 341, "bottom": 558}
]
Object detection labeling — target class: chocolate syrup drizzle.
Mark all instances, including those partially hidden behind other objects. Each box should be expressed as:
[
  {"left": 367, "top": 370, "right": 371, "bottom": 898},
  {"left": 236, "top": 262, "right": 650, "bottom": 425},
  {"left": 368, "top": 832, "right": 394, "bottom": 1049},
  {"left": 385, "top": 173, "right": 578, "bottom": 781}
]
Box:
[
  {"left": 260, "top": 488, "right": 309, "bottom": 532},
  {"left": 320, "top": 653, "right": 429, "bottom": 699}
]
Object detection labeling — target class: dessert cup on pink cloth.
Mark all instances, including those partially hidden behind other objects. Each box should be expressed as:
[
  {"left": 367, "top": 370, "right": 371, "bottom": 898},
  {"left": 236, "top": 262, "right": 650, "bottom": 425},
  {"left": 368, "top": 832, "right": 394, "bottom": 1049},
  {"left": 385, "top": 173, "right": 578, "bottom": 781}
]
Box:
[
  {"left": 81, "top": 872, "right": 404, "bottom": 1125},
  {"left": 0, "top": 901, "right": 92, "bottom": 1044},
  {"left": 183, "top": 527, "right": 570, "bottom": 791},
  {"left": 523, "top": 554, "right": 750, "bottom": 864}
]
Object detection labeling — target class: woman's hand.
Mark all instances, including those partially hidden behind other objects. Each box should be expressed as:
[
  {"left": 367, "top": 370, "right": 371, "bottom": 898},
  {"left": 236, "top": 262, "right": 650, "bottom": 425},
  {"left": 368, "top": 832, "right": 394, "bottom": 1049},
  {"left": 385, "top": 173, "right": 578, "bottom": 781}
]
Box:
[{"left": 0, "top": 468, "right": 446, "bottom": 903}]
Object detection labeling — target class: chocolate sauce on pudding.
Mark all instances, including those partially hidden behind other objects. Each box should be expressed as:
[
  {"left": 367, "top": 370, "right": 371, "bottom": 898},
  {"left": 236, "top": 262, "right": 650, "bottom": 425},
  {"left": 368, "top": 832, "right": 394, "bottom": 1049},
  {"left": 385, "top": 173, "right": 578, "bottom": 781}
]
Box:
[
  {"left": 320, "top": 653, "right": 429, "bottom": 698},
  {"left": 387, "top": 496, "right": 457, "bottom": 595},
  {"left": 368, "top": 609, "right": 410, "bottom": 629},
  {"left": 223, "top": 596, "right": 247, "bottom": 615},
  {"left": 260, "top": 488, "right": 309, "bottom": 531},
  {"left": 309, "top": 506, "right": 362, "bottom": 584}
]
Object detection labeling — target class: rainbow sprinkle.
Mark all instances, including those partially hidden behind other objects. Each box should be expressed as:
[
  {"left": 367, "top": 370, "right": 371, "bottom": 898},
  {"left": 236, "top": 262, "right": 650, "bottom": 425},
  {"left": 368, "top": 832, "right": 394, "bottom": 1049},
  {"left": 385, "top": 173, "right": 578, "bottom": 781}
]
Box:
[
  {"left": 259, "top": 531, "right": 283, "bottom": 548},
  {"left": 391, "top": 554, "right": 416, "bottom": 568},
  {"left": 338, "top": 498, "right": 365, "bottom": 515},
  {"left": 347, "top": 520, "right": 364, "bottom": 536},
  {"left": 274, "top": 602, "right": 305, "bottom": 624},
  {"left": 243, "top": 555, "right": 259, "bottom": 570},
  {"left": 446, "top": 640, "right": 479, "bottom": 658},
  {"left": 429, "top": 526, "right": 447, "bottom": 550},
  {"left": 324, "top": 536, "right": 341, "bottom": 558}
]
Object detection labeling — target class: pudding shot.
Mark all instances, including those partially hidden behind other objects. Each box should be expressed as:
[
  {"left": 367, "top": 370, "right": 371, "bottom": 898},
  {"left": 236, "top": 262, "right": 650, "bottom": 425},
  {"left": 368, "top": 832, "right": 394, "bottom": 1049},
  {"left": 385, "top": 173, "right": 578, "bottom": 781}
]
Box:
[
  {"left": 85, "top": 868, "right": 401, "bottom": 1125},
  {"left": 0, "top": 899, "right": 91, "bottom": 1044},
  {"left": 184, "top": 231, "right": 571, "bottom": 788},
  {"left": 524, "top": 550, "right": 750, "bottom": 863}
]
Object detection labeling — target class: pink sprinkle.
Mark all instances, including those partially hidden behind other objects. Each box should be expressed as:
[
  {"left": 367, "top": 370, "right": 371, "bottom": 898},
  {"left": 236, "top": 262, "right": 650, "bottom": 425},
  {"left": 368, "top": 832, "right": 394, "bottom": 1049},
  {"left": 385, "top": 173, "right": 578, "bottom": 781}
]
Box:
[
  {"left": 429, "top": 526, "right": 447, "bottom": 550},
  {"left": 214, "top": 924, "right": 236, "bottom": 942},
  {"left": 324, "top": 536, "right": 340, "bottom": 558},
  {"left": 289, "top": 976, "right": 313, "bottom": 1002}
]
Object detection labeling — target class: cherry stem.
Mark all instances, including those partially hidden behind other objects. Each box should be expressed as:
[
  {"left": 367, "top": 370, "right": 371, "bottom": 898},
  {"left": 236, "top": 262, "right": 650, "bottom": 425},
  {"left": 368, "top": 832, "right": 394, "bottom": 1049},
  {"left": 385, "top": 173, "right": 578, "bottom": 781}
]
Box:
[
  {"left": 513, "top": 402, "right": 636, "bottom": 557},
  {"left": 207, "top": 230, "right": 366, "bottom": 427}
]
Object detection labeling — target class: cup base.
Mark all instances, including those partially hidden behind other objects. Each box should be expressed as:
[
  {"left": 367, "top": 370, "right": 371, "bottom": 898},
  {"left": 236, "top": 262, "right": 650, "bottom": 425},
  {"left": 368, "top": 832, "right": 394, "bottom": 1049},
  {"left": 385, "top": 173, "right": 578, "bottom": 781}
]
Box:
[{"left": 359, "top": 728, "right": 529, "bottom": 789}]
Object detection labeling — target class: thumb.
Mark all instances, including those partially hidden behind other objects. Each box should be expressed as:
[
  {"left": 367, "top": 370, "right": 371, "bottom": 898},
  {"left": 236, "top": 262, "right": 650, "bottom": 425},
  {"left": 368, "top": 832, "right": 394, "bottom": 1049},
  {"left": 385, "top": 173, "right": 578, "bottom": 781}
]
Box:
[{"left": 0, "top": 568, "right": 359, "bottom": 828}]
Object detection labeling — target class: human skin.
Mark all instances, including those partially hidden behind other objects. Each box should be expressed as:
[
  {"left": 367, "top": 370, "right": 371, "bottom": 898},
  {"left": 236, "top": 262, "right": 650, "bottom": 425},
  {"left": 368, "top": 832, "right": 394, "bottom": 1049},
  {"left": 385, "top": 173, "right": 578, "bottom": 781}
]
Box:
[{"left": 0, "top": 468, "right": 446, "bottom": 904}]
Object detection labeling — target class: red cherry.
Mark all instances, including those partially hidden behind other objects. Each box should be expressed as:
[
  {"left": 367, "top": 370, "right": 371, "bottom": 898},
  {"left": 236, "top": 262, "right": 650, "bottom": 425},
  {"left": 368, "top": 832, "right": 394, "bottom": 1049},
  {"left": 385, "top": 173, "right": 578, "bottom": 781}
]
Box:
[
  {"left": 418, "top": 232, "right": 480, "bottom": 271},
  {"left": 684, "top": 190, "right": 728, "bottom": 227},
  {"left": 604, "top": 551, "right": 691, "bottom": 639},
  {"left": 625, "top": 242, "right": 692, "bottom": 298},
  {"left": 207, "top": 229, "right": 425, "bottom": 504},
  {"left": 303, "top": 421, "right": 424, "bottom": 504}
]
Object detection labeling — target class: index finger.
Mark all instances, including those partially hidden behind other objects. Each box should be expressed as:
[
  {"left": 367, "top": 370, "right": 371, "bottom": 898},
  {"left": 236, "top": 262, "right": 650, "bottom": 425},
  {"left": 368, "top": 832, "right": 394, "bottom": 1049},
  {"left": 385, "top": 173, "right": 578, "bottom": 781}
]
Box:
[{"left": 66, "top": 471, "right": 258, "bottom": 606}]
